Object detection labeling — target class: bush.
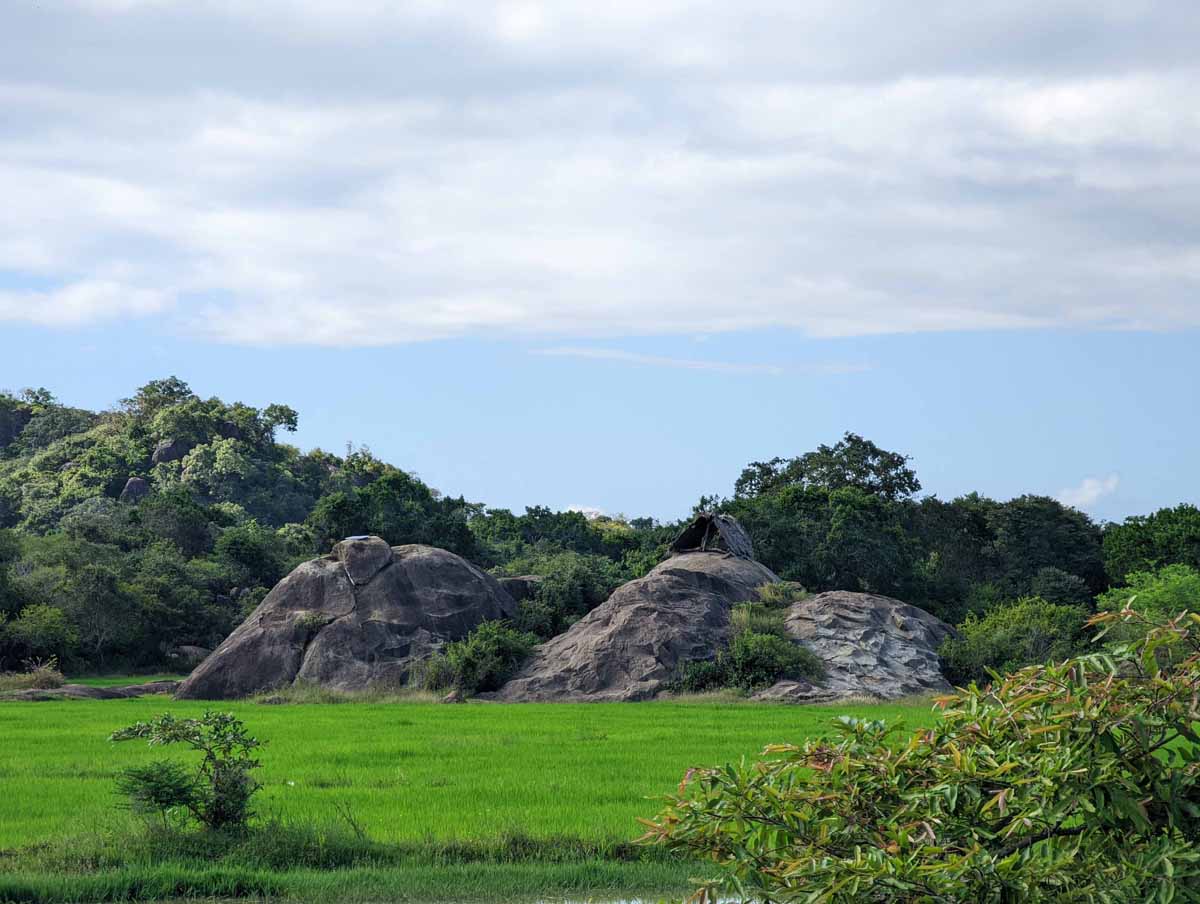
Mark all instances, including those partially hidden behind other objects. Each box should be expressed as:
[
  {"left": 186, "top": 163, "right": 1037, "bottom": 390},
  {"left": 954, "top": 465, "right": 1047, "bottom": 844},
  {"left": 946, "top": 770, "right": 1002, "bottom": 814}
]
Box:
[
  {"left": 673, "top": 602, "right": 824, "bottom": 693},
  {"left": 501, "top": 550, "right": 625, "bottom": 640},
  {"left": 111, "top": 711, "right": 263, "bottom": 831},
  {"left": 754, "top": 581, "right": 809, "bottom": 607},
  {"left": 644, "top": 610, "right": 1200, "bottom": 902},
  {"left": 1097, "top": 564, "right": 1200, "bottom": 643},
  {"left": 416, "top": 621, "right": 538, "bottom": 694},
  {"left": 0, "top": 655, "right": 65, "bottom": 692},
  {"left": 938, "top": 596, "right": 1089, "bottom": 687}
]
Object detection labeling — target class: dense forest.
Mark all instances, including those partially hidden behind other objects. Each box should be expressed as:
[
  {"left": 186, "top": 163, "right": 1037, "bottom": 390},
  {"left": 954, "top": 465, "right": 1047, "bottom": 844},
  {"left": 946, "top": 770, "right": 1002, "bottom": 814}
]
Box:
[{"left": 1, "top": 377, "right": 1197, "bottom": 677}]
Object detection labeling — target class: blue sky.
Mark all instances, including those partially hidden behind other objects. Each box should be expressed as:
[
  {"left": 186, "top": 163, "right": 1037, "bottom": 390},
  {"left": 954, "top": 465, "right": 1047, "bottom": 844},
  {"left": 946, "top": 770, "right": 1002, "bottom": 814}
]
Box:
[
  {"left": 2, "top": 1, "right": 1199, "bottom": 522},
  {"left": 1, "top": 320, "right": 1194, "bottom": 523}
]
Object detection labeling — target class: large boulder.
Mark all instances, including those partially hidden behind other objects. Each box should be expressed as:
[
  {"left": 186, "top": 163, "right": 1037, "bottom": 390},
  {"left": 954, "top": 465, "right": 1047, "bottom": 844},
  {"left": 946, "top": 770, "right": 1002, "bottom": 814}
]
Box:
[
  {"left": 753, "top": 591, "right": 954, "bottom": 703},
  {"left": 176, "top": 537, "right": 516, "bottom": 699},
  {"left": 493, "top": 551, "right": 780, "bottom": 702}
]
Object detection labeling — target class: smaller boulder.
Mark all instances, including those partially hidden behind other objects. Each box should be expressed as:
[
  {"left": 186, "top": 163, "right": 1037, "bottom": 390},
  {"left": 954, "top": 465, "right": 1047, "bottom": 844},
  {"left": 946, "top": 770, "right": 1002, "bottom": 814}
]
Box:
[
  {"left": 119, "top": 477, "right": 149, "bottom": 503},
  {"left": 754, "top": 591, "right": 953, "bottom": 703},
  {"left": 152, "top": 437, "right": 191, "bottom": 465},
  {"left": 218, "top": 421, "right": 244, "bottom": 440}
]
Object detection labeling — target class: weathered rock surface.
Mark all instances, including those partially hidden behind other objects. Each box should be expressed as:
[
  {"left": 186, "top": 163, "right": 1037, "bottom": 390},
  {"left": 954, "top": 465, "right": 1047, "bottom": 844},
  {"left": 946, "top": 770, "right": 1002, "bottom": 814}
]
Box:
[
  {"left": 752, "top": 591, "right": 953, "bottom": 703},
  {"left": 151, "top": 437, "right": 192, "bottom": 465},
  {"left": 493, "top": 552, "right": 780, "bottom": 702},
  {"left": 2, "top": 680, "right": 180, "bottom": 702},
  {"left": 118, "top": 476, "right": 149, "bottom": 503},
  {"left": 176, "top": 537, "right": 516, "bottom": 699}
]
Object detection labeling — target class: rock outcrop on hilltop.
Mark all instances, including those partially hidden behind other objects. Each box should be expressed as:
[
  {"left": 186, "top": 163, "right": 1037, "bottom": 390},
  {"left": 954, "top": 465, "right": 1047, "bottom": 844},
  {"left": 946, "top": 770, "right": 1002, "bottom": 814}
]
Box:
[
  {"left": 752, "top": 591, "right": 954, "bottom": 703},
  {"left": 493, "top": 550, "right": 780, "bottom": 702},
  {"left": 176, "top": 537, "right": 515, "bottom": 699}
]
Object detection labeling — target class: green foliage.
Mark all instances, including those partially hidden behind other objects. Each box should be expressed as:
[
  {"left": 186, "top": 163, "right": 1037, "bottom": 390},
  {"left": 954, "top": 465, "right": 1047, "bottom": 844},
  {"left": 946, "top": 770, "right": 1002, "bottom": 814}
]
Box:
[
  {"left": 753, "top": 580, "right": 809, "bottom": 607},
  {"left": 674, "top": 601, "right": 824, "bottom": 694},
  {"left": 306, "top": 471, "right": 477, "bottom": 559},
  {"left": 1029, "top": 565, "right": 1093, "bottom": 607},
  {"left": 3, "top": 604, "right": 78, "bottom": 662},
  {"left": 503, "top": 549, "right": 626, "bottom": 639},
  {"left": 1104, "top": 504, "right": 1200, "bottom": 581},
  {"left": 725, "top": 484, "right": 921, "bottom": 600},
  {"left": 645, "top": 611, "right": 1200, "bottom": 903},
  {"left": 1098, "top": 564, "right": 1200, "bottom": 644},
  {"left": 938, "top": 597, "right": 1089, "bottom": 686},
  {"left": 111, "top": 711, "right": 263, "bottom": 831},
  {"left": 734, "top": 432, "right": 921, "bottom": 501},
  {"left": 418, "top": 621, "right": 538, "bottom": 694}
]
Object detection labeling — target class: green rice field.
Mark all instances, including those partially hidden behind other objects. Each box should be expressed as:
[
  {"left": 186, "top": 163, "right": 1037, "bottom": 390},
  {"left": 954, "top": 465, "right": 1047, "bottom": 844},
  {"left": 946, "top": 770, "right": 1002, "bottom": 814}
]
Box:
[{"left": 0, "top": 695, "right": 934, "bottom": 901}]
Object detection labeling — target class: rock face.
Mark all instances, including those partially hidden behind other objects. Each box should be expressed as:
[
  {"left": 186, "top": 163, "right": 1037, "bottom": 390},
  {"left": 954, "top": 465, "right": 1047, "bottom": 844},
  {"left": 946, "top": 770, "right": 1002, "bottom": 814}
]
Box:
[
  {"left": 2, "top": 680, "right": 180, "bottom": 702},
  {"left": 493, "top": 551, "right": 780, "bottom": 702},
  {"left": 752, "top": 591, "right": 954, "bottom": 703},
  {"left": 176, "top": 537, "right": 516, "bottom": 699},
  {"left": 118, "top": 476, "right": 149, "bottom": 503},
  {"left": 151, "top": 437, "right": 191, "bottom": 465}
]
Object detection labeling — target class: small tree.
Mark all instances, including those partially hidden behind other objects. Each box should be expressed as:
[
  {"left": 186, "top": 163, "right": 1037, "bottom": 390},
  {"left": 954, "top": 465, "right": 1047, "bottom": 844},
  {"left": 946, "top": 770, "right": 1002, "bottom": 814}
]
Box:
[
  {"left": 111, "top": 711, "right": 263, "bottom": 831},
  {"left": 643, "top": 610, "right": 1200, "bottom": 902}
]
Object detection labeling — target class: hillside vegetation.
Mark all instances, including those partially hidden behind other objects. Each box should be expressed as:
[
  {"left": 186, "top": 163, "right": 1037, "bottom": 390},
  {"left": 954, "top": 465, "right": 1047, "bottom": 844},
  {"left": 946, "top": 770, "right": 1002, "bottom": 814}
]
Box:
[{"left": 1, "top": 378, "right": 1198, "bottom": 677}]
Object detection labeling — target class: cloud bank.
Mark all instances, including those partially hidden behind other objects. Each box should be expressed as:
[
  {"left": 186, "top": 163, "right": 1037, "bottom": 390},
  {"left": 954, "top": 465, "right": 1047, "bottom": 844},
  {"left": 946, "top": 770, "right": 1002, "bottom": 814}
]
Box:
[{"left": 2, "top": 2, "right": 1199, "bottom": 345}]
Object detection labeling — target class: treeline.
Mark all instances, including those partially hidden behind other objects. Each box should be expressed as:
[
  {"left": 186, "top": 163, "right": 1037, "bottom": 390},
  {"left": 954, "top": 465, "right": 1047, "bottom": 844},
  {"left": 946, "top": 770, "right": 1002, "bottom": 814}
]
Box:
[{"left": 1, "top": 379, "right": 1197, "bottom": 677}]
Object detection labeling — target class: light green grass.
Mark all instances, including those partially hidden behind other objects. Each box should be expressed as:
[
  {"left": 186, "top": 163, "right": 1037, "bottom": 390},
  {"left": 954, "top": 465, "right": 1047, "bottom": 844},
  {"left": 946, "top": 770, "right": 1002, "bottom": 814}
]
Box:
[
  {"left": 0, "top": 697, "right": 932, "bottom": 849},
  {"left": 0, "top": 698, "right": 933, "bottom": 901}
]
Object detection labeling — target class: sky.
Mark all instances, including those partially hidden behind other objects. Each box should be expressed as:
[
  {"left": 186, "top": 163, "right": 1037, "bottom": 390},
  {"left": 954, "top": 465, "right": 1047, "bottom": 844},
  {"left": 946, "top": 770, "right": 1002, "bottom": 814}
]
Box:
[{"left": 1, "top": 1, "right": 1198, "bottom": 523}]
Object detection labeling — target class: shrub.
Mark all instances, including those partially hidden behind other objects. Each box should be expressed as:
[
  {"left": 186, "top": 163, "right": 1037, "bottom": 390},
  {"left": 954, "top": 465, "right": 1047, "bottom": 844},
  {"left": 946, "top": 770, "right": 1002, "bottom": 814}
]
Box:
[
  {"left": 673, "top": 602, "right": 824, "bottom": 693},
  {"left": 110, "top": 711, "right": 263, "bottom": 831},
  {"left": 1097, "top": 564, "right": 1200, "bottom": 643},
  {"left": 417, "top": 621, "right": 538, "bottom": 694},
  {"left": 938, "top": 596, "right": 1088, "bottom": 686},
  {"left": 501, "top": 550, "right": 624, "bottom": 639},
  {"left": 0, "top": 656, "right": 66, "bottom": 692},
  {"left": 725, "top": 630, "right": 822, "bottom": 689},
  {"left": 643, "top": 610, "right": 1200, "bottom": 902},
  {"left": 754, "top": 581, "right": 809, "bottom": 607}
]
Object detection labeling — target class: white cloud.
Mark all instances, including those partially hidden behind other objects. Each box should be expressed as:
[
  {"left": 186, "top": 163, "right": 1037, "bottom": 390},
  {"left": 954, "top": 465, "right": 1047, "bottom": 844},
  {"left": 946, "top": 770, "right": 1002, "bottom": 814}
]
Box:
[
  {"left": 568, "top": 505, "right": 607, "bottom": 520},
  {"left": 1057, "top": 474, "right": 1121, "bottom": 510},
  {"left": 0, "top": 281, "right": 170, "bottom": 326},
  {"left": 2, "top": 3, "right": 1200, "bottom": 342}
]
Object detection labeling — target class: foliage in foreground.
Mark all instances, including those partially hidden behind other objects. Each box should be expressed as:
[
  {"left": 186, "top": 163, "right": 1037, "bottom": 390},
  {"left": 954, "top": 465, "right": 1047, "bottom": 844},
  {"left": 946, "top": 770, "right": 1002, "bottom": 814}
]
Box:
[
  {"left": 111, "top": 711, "right": 263, "bottom": 831},
  {"left": 644, "top": 610, "right": 1200, "bottom": 902}
]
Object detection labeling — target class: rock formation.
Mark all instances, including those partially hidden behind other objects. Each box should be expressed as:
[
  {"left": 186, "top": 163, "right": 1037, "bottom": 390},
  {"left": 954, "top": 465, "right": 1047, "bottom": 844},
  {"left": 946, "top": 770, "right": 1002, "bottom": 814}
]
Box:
[
  {"left": 493, "top": 547, "right": 780, "bottom": 702},
  {"left": 118, "top": 476, "right": 149, "bottom": 503},
  {"left": 176, "top": 536, "right": 515, "bottom": 699},
  {"left": 2, "top": 680, "right": 180, "bottom": 702},
  {"left": 752, "top": 590, "right": 954, "bottom": 703},
  {"left": 494, "top": 513, "right": 953, "bottom": 704}
]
